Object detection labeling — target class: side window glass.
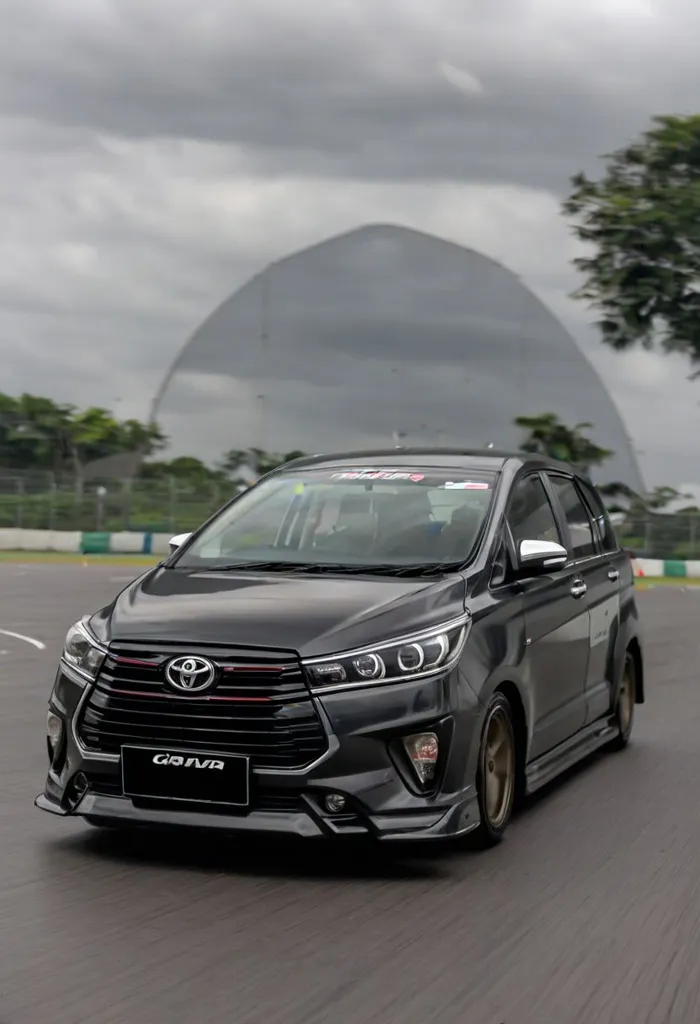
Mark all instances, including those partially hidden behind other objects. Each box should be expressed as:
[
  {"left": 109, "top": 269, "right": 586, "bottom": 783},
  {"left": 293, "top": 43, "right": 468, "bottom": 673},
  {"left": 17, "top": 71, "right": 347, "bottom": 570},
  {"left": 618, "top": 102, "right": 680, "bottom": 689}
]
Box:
[
  {"left": 576, "top": 479, "right": 619, "bottom": 553},
  {"left": 508, "top": 475, "right": 563, "bottom": 547},
  {"left": 548, "top": 476, "right": 597, "bottom": 559}
]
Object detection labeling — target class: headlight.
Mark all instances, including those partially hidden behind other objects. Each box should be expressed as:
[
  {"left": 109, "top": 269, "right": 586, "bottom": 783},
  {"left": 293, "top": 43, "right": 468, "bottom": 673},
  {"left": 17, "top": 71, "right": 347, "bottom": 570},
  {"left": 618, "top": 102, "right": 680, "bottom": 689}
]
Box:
[
  {"left": 62, "top": 621, "right": 107, "bottom": 682},
  {"left": 303, "top": 614, "right": 470, "bottom": 693}
]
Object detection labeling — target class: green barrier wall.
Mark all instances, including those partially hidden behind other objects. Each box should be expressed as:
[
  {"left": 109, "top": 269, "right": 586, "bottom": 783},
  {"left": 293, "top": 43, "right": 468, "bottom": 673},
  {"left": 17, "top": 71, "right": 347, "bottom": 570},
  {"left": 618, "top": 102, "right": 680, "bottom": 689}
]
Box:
[
  {"left": 80, "top": 532, "right": 112, "bottom": 554},
  {"left": 663, "top": 560, "right": 688, "bottom": 578}
]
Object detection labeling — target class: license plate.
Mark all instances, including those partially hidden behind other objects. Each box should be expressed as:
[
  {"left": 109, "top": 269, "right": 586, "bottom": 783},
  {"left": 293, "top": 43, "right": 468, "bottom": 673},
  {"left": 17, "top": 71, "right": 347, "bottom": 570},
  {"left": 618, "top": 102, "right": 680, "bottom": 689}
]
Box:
[{"left": 121, "top": 746, "right": 250, "bottom": 807}]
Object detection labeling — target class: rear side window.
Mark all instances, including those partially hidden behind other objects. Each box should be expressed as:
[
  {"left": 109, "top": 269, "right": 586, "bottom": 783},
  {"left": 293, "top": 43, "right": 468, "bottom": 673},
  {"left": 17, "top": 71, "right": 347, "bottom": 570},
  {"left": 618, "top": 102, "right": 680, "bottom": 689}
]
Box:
[
  {"left": 547, "top": 475, "right": 596, "bottom": 559},
  {"left": 576, "top": 478, "right": 619, "bottom": 553},
  {"left": 508, "top": 475, "right": 562, "bottom": 546}
]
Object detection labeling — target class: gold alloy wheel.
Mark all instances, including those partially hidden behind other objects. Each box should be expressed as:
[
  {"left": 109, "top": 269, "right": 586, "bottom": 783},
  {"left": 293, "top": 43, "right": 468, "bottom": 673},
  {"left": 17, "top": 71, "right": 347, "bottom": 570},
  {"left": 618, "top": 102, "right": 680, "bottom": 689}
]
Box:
[
  {"left": 618, "top": 661, "right": 635, "bottom": 735},
  {"left": 483, "top": 706, "right": 515, "bottom": 829}
]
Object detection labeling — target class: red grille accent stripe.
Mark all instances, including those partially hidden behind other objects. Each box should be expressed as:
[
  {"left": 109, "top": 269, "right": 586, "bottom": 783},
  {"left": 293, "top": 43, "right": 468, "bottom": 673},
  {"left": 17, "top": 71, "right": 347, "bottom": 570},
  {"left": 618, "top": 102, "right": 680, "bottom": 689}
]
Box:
[
  {"left": 222, "top": 665, "right": 287, "bottom": 673},
  {"left": 110, "top": 656, "right": 160, "bottom": 668}
]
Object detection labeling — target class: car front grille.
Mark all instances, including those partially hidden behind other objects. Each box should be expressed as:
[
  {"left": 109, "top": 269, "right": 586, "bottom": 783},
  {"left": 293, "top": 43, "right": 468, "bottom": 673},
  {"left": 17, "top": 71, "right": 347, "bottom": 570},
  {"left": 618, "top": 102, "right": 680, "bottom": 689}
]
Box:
[{"left": 77, "top": 641, "right": 328, "bottom": 770}]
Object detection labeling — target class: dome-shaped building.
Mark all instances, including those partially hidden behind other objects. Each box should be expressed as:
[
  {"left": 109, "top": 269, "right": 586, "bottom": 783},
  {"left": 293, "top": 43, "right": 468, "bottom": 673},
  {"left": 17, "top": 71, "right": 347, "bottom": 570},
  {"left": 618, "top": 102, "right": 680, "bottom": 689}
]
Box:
[{"left": 152, "top": 224, "right": 643, "bottom": 490}]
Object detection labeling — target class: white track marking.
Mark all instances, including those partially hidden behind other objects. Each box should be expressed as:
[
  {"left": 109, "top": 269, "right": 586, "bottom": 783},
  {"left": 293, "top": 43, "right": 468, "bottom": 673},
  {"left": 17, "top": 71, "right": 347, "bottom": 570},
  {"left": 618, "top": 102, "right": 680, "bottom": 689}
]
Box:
[{"left": 0, "top": 628, "right": 46, "bottom": 650}]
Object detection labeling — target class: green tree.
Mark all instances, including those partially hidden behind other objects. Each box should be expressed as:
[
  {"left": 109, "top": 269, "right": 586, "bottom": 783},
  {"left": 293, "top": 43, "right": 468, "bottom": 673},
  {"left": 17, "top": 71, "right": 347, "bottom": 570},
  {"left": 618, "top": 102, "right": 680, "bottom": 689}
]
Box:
[
  {"left": 563, "top": 114, "right": 700, "bottom": 370},
  {"left": 0, "top": 392, "right": 167, "bottom": 474},
  {"left": 0, "top": 393, "right": 73, "bottom": 472},
  {"left": 596, "top": 480, "right": 633, "bottom": 513},
  {"left": 219, "top": 447, "right": 306, "bottom": 481},
  {"left": 644, "top": 485, "right": 691, "bottom": 511},
  {"left": 68, "top": 407, "right": 167, "bottom": 467},
  {"left": 139, "top": 456, "right": 227, "bottom": 486},
  {"left": 515, "top": 412, "right": 612, "bottom": 471}
]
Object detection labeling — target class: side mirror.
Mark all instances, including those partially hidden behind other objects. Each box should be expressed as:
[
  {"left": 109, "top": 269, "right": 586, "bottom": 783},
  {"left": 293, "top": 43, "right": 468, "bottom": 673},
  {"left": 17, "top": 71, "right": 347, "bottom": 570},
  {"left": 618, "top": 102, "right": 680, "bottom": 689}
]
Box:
[
  {"left": 516, "top": 538, "right": 568, "bottom": 575},
  {"left": 168, "top": 532, "right": 192, "bottom": 554}
]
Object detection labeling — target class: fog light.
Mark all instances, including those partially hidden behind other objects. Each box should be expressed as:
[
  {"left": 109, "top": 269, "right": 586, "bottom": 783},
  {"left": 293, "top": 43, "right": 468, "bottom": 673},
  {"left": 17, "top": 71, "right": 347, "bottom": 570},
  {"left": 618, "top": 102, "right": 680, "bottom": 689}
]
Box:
[
  {"left": 65, "top": 771, "right": 89, "bottom": 810},
  {"left": 47, "top": 712, "right": 63, "bottom": 752},
  {"left": 324, "top": 793, "right": 347, "bottom": 814},
  {"left": 73, "top": 772, "right": 88, "bottom": 798},
  {"left": 403, "top": 732, "right": 439, "bottom": 785}
]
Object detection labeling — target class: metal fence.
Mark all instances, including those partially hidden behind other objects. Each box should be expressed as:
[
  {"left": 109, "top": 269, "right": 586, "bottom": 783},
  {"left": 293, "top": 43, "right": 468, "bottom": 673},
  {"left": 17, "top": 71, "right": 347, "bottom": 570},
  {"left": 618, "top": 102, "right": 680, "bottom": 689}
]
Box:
[
  {"left": 1, "top": 474, "right": 699, "bottom": 556},
  {"left": 616, "top": 513, "right": 700, "bottom": 560},
  {"left": 0, "top": 475, "right": 236, "bottom": 534}
]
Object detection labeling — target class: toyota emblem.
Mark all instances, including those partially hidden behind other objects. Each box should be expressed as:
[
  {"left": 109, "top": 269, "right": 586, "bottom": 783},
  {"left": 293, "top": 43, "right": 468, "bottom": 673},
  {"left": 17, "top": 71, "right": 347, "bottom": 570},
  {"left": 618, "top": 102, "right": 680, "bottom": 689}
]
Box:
[{"left": 164, "top": 655, "right": 217, "bottom": 694}]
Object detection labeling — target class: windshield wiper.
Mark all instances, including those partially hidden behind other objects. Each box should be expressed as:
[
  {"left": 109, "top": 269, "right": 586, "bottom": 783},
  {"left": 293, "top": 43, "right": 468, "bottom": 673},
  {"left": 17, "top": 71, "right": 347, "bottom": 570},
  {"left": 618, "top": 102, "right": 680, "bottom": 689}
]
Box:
[
  {"left": 362, "top": 562, "right": 465, "bottom": 577},
  {"left": 191, "top": 561, "right": 463, "bottom": 577},
  {"left": 193, "top": 561, "right": 315, "bottom": 573}
]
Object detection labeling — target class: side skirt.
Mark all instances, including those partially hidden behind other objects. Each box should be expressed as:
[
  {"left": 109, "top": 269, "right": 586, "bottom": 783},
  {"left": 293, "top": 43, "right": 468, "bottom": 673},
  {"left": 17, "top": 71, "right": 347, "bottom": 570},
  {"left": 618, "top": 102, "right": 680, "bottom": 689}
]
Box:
[{"left": 524, "top": 715, "right": 618, "bottom": 796}]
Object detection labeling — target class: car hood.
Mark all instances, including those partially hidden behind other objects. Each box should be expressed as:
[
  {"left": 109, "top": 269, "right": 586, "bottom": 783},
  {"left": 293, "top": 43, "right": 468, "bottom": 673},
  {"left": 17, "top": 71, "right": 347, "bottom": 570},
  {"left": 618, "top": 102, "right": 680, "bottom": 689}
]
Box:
[{"left": 89, "top": 566, "right": 467, "bottom": 658}]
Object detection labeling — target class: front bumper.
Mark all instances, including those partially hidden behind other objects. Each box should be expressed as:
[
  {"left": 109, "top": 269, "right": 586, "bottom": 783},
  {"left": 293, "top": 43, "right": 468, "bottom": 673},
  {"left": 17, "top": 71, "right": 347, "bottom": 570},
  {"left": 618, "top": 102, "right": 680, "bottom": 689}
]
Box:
[
  {"left": 37, "top": 662, "right": 483, "bottom": 842},
  {"left": 35, "top": 789, "right": 478, "bottom": 841}
]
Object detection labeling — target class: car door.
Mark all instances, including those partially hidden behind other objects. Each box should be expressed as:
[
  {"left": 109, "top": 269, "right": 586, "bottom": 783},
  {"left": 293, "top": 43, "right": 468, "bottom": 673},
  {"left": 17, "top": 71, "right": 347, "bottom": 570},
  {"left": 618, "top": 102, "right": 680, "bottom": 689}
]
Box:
[
  {"left": 544, "top": 473, "right": 621, "bottom": 728},
  {"left": 506, "top": 472, "right": 590, "bottom": 760},
  {"left": 575, "top": 475, "right": 625, "bottom": 724}
]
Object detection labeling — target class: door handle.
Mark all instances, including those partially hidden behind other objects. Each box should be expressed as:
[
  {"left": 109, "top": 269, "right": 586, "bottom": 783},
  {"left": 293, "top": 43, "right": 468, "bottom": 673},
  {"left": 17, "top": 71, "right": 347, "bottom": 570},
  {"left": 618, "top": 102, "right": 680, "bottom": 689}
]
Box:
[
  {"left": 570, "top": 580, "right": 587, "bottom": 599},
  {"left": 608, "top": 568, "right": 619, "bottom": 582}
]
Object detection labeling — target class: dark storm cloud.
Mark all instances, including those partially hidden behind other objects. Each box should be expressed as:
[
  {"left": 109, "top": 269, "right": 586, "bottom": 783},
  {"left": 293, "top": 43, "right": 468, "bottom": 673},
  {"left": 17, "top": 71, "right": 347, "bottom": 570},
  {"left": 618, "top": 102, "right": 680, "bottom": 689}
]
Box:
[
  {"left": 1, "top": 0, "right": 700, "bottom": 486},
  {"left": 2, "top": 0, "right": 698, "bottom": 192}
]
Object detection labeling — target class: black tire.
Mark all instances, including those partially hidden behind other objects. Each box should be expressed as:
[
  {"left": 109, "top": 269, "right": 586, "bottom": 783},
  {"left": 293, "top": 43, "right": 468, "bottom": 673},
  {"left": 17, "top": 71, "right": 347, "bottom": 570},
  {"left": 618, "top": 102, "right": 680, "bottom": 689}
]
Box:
[
  {"left": 609, "top": 651, "right": 635, "bottom": 751},
  {"left": 471, "top": 692, "right": 517, "bottom": 848}
]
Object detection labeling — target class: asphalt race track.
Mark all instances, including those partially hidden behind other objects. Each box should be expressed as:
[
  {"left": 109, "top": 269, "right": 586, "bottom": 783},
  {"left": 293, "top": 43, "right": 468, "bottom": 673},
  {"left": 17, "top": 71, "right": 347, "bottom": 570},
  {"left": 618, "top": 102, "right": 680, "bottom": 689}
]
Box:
[{"left": 1, "top": 564, "right": 698, "bottom": 1024}]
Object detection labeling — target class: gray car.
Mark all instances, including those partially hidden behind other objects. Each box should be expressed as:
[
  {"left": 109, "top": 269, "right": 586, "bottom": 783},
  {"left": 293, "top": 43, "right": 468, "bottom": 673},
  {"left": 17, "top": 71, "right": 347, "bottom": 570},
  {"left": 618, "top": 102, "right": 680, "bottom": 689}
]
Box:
[{"left": 37, "top": 447, "right": 644, "bottom": 847}]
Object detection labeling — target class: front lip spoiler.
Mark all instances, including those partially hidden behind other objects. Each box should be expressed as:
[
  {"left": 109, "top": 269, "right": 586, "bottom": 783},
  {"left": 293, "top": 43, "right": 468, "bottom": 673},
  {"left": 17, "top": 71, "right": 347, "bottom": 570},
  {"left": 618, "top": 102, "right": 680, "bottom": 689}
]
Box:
[
  {"left": 35, "top": 793, "right": 67, "bottom": 816},
  {"left": 35, "top": 790, "right": 480, "bottom": 842}
]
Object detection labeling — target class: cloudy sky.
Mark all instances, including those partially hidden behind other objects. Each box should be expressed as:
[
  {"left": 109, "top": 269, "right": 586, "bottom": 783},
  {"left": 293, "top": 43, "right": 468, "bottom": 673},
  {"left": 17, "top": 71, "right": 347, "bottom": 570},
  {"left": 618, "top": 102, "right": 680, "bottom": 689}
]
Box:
[{"left": 2, "top": 0, "right": 700, "bottom": 485}]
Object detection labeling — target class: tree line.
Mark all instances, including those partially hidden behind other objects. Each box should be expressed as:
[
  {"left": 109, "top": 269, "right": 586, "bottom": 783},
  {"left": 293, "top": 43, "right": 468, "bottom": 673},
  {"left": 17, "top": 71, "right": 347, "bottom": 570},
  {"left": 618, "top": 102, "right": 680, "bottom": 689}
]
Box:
[
  {"left": 0, "top": 390, "right": 691, "bottom": 513},
  {"left": 0, "top": 391, "right": 305, "bottom": 487}
]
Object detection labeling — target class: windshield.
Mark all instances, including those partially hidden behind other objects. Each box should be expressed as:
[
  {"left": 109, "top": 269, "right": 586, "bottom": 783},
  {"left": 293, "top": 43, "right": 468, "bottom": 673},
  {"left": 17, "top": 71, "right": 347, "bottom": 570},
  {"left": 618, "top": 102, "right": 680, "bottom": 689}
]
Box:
[{"left": 173, "top": 466, "right": 497, "bottom": 572}]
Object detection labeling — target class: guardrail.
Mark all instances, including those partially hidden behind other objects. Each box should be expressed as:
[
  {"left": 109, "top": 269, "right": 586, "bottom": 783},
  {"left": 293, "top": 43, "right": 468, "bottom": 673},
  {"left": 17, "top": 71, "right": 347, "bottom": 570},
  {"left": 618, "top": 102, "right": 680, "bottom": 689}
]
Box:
[
  {"left": 632, "top": 558, "right": 700, "bottom": 578},
  {"left": 0, "top": 529, "right": 172, "bottom": 555}
]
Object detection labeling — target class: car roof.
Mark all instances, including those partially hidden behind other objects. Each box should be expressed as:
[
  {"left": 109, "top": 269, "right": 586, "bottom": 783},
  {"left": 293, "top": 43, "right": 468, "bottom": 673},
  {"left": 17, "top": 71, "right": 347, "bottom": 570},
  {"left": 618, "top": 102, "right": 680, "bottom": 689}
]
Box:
[{"left": 278, "top": 447, "right": 579, "bottom": 475}]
